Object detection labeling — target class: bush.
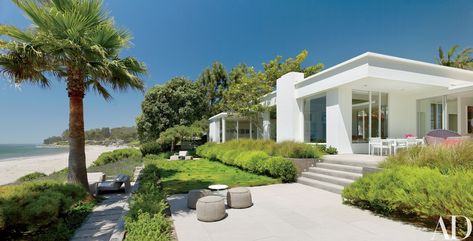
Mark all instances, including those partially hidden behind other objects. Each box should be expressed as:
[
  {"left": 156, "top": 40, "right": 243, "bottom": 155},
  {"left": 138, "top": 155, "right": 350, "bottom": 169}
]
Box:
[
  {"left": 197, "top": 142, "right": 298, "bottom": 182},
  {"left": 325, "top": 146, "right": 338, "bottom": 155},
  {"left": 125, "top": 162, "right": 172, "bottom": 241},
  {"left": 234, "top": 151, "right": 270, "bottom": 173},
  {"left": 342, "top": 167, "right": 473, "bottom": 236},
  {"left": 197, "top": 139, "right": 322, "bottom": 159},
  {"left": 0, "top": 181, "right": 91, "bottom": 240},
  {"left": 265, "top": 156, "right": 298, "bottom": 182},
  {"left": 380, "top": 141, "right": 473, "bottom": 173},
  {"left": 93, "top": 148, "right": 142, "bottom": 166},
  {"left": 17, "top": 172, "right": 47, "bottom": 182},
  {"left": 140, "top": 142, "right": 162, "bottom": 156}
]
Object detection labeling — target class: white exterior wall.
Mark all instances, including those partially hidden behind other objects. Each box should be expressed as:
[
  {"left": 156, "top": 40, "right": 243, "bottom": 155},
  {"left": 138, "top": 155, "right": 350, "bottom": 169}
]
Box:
[
  {"left": 208, "top": 120, "right": 216, "bottom": 142},
  {"left": 458, "top": 97, "right": 473, "bottom": 135},
  {"left": 388, "top": 93, "right": 417, "bottom": 138},
  {"left": 276, "top": 72, "right": 305, "bottom": 142},
  {"left": 326, "top": 88, "right": 353, "bottom": 154}
]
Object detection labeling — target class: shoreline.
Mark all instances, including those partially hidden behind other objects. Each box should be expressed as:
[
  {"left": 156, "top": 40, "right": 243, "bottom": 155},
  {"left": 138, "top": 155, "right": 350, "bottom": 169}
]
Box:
[{"left": 0, "top": 145, "right": 119, "bottom": 185}]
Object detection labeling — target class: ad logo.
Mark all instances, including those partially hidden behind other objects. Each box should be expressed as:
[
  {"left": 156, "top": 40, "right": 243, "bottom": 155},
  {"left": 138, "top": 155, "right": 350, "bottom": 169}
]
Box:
[{"left": 432, "top": 216, "right": 472, "bottom": 240}]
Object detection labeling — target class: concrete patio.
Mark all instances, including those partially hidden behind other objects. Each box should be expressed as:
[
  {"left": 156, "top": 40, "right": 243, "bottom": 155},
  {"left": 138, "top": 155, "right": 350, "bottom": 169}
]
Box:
[{"left": 168, "top": 183, "right": 435, "bottom": 241}]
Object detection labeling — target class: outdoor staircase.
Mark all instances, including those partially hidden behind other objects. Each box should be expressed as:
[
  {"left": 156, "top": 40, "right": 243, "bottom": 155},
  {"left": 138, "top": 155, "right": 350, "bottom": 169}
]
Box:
[{"left": 297, "top": 155, "right": 382, "bottom": 194}]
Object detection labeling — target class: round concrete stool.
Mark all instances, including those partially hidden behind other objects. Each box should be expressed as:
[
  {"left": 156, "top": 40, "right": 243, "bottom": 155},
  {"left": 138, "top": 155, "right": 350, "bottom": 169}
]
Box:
[
  {"left": 187, "top": 189, "right": 212, "bottom": 209},
  {"left": 227, "top": 187, "right": 253, "bottom": 209},
  {"left": 196, "top": 196, "right": 226, "bottom": 222}
]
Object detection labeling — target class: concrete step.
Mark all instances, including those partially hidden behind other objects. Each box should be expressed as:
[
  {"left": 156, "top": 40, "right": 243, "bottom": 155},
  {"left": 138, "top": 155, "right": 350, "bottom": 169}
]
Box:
[
  {"left": 315, "top": 162, "right": 363, "bottom": 173},
  {"left": 308, "top": 167, "right": 362, "bottom": 180},
  {"left": 297, "top": 177, "right": 344, "bottom": 194},
  {"left": 321, "top": 155, "right": 383, "bottom": 168},
  {"left": 301, "top": 172, "right": 354, "bottom": 187}
]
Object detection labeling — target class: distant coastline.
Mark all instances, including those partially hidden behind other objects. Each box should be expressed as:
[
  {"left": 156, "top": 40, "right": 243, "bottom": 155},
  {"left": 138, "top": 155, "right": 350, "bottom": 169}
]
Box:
[{"left": 0, "top": 144, "right": 68, "bottom": 161}]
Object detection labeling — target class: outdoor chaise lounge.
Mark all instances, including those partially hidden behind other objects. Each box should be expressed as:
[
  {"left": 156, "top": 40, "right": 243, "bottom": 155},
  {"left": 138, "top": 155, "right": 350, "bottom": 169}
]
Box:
[
  {"left": 96, "top": 174, "right": 131, "bottom": 194},
  {"left": 170, "top": 151, "right": 193, "bottom": 160},
  {"left": 424, "top": 129, "right": 467, "bottom": 145}
]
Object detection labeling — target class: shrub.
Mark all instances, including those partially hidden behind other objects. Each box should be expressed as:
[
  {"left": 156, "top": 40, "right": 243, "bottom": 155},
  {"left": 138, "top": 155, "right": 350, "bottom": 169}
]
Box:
[
  {"left": 0, "top": 181, "right": 90, "bottom": 240},
  {"left": 198, "top": 141, "right": 297, "bottom": 182},
  {"left": 17, "top": 172, "right": 47, "bottom": 182},
  {"left": 197, "top": 139, "right": 322, "bottom": 159},
  {"left": 93, "top": 148, "right": 141, "bottom": 166},
  {"left": 342, "top": 167, "right": 473, "bottom": 236},
  {"left": 325, "top": 146, "right": 338, "bottom": 155},
  {"left": 140, "top": 142, "right": 162, "bottom": 156},
  {"left": 234, "top": 151, "right": 270, "bottom": 173},
  {"left": 380, "top": 141, "right": 473, "bottom": 173},
  {"left": 265, "top": 156, "right": 298, "bottom": 182},
  {"left": 125, "top": 162, "right": 172, "bottom": 241}
]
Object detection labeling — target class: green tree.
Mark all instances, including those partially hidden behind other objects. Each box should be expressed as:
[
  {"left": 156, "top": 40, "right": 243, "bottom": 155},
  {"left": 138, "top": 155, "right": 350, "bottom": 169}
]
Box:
[
  {"left": 136, "top": 77, "right": 206, "bottom": 142},
  {"left": 222, "top": 50, "right": 323, "bottom": 116},
  {"left": 196, "top": 62, "right": 228, "bottom": 116},
  {"left": 0, "top": 0, "right": 146, "bottom": 189},
  {"left": 437, "top": 45, "right": 473, "bottom": 69},
  {"left": 158, "top": 124, "right": 203, "bottom": 151},
  {"left": 263, "top": 50, "right": 324, "bottom": 87}
]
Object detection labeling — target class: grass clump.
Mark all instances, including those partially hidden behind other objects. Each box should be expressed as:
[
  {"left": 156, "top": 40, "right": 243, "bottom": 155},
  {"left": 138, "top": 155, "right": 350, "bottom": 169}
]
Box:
[
  {"left": 93, "top": 148, "right": 141, "bottom": 166},
  {"left": 125, "top": 163, "right": 172, "bottom": 241},
  {"left": 343, "top": 142, "right": 473, "bottom": 236},
  {"left": 380, "top": 141, "right": 473, "bottom": 173},
  {"left": 17, "top": 172, "right": 47, "bottom": 182},
  {"left": 342, "top": 166, "right": 473, "bottom": 237},
  {"left": 0, "top": 181, "right": 94, "bottom": 241}
]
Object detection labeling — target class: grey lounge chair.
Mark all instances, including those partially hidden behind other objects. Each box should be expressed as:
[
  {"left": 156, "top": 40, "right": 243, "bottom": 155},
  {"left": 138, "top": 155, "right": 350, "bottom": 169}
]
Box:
[{"left": 96, "top": 174, "right": 131, "bottom": 194}]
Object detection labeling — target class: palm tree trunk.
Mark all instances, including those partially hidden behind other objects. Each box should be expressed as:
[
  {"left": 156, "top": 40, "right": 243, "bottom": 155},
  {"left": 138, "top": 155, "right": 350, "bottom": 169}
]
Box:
[{"left": 67, "top": 75, "right": 89, "bottom": 190}]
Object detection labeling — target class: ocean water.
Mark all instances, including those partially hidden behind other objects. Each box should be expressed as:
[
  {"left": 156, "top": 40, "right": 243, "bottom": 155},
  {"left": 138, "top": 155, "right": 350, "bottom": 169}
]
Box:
[{"left": 0, "top": 144, "right": 68, "bottom": 161}]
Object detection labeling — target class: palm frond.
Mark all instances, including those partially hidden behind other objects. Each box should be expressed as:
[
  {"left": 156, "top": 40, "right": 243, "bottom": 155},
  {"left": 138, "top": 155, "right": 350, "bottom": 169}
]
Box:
[{"left": 0, "top": 25, "right": 33, "bottom": 42}]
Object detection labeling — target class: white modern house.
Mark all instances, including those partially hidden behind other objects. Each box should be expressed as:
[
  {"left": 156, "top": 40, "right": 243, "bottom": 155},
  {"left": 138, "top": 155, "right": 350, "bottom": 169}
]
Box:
[{"left": 209, "top": 52, "right": 473, "bottom": 154}]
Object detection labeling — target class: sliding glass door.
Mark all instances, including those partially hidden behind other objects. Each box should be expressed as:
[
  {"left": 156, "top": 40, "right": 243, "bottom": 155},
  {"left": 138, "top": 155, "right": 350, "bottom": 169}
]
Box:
[
  {"left": 303, "top": 96, "right": 327, "bottom": 143},
  {"left": 352, "top": 90, "right": 388, "bottom": 143},
  {"left": 416, "top": 96, "right": 458, "bottom": 137}
]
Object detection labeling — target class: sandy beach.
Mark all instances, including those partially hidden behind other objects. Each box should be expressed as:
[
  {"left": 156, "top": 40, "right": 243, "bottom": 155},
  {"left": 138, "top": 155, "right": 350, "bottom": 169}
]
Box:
[{"left": 0, "top": 145, "right": 119, "bottom": 185}]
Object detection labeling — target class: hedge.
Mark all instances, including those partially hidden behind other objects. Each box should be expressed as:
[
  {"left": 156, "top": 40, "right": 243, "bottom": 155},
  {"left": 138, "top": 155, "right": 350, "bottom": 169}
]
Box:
[
  {"left": 197, "top": 143, "right": 297, "bottom": 182},
  {"left": 125, "top": 161, "right": 172, "bottom": 241},
  {"left": 342, "top": 166, "right": 473, "bottom": 236},
  {"left": 200, "top": 139, "right": 324, "bottom": 158},
  {"left": 93, "top": 148, "right": 142, "bottom": 166},
  {"left": 0, "top": 181, "right": 91, "bottom": 240}
]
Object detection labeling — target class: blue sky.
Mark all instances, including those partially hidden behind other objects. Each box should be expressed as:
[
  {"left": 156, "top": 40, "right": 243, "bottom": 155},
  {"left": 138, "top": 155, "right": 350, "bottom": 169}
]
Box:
[{"left": 1, "top": 0, "right": 473, "bottom": 143}]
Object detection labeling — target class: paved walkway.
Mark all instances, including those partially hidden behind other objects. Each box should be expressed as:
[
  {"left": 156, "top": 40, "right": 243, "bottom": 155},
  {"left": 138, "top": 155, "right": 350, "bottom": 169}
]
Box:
[
  {"left": 168, "top": 183, "right": 434, "bottom": 241},
  {"left": 70, "top": 193, "right": 129, "bottom": 241}
]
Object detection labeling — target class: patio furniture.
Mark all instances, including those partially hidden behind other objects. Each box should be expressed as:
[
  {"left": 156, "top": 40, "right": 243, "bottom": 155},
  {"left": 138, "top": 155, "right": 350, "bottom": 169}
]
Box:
[
  {"left": 170, "top": 151, "right": 193, "bottom": 160},
  {"left": 187, "top": 189, "right": 212, "bottom": 209},
  {"left": 227, "top": 187, "right": 253, "bottom": 209},
  {"left": 369, "top": 138, "right": 391, "bottom": 156},
  {"left": 392, "top": 139, "right": 408, "bottom": 154},
  {"left": 96, "top": 174, "right": 131, "bottom": 194},
  {"left": 424, "top": 129, "right": 461, "bottom": 145},
  {"left": 196, "top": 196, "right": 226, "bottom": 222},
  {"left": 208, "top": 184, "right": 229, "bottom": 196},
  {"left": 87, "top": 172, "right": 106, "bottom": 195}
]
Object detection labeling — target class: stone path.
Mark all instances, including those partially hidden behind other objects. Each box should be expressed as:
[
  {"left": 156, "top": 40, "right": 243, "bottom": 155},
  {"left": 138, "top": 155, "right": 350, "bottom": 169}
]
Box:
[
  {"left": 70, "top": 193, "right": 130, "bottom": 241},
  {"left": 168, "top": 183, "right": 435, "bottom": 241}
]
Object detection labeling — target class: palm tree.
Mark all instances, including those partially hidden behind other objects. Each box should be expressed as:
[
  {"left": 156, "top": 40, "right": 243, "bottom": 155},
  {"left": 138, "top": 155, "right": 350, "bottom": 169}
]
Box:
[
  {"left": 0, "top": 0, "right": 146, "bottom": 189},
  {"left": 437, "top": 45, "right": 473, "bottom": 69}
]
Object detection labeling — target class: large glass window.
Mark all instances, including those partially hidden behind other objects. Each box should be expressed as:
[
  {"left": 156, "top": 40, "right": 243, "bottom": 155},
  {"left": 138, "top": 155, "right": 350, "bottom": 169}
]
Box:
[
  {"left": 417, "top": 96, "right": 458, "bottom": 137},
  {"left": 352, "top": 91, "right": 388, "bottom": 143},
  {"left": 303, "top": 96, "right": 326, "bottom": 143}
]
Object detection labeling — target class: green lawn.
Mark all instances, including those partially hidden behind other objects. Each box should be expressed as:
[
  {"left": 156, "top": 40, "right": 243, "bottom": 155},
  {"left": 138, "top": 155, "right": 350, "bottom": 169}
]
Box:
[{"left": 148, "top": 158, "right": 280, "bottom": 194}]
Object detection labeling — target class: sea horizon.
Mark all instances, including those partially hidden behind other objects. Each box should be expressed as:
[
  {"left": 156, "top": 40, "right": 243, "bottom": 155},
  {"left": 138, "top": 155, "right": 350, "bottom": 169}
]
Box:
[{"left": 0, "top": 144, "right": 69, "bottom": 161}]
